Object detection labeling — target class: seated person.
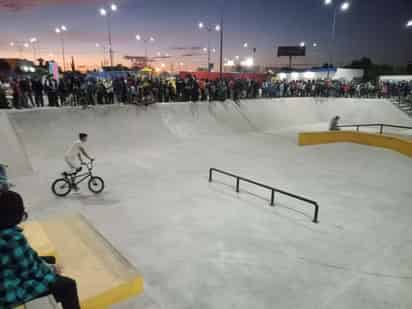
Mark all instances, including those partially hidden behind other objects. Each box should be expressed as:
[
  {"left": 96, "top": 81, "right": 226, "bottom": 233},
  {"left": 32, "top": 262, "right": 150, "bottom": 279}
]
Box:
[
  {"left": 0, "top": 191, "right": 81, "bottom": 309},
  {"left": 329, "top": 116, "right": 341, "bottom": 131}
]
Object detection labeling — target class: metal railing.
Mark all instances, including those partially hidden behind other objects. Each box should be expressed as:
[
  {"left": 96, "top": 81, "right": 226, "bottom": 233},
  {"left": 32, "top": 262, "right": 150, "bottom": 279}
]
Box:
[
  {"left": 337, "top": 123, "right": 412, "bottom": 135},
  {"left": 208, "top": 168, "right": 319, "bottom": 223}
]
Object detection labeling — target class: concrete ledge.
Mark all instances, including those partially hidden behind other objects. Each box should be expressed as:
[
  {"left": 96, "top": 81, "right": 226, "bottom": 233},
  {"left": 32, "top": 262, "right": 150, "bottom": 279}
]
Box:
[
  {"left": 17, "top": 296, "right": 62, "bottom": 309},
  {"left": 22, "top": 222, "right": 57, "bottom": 258},
  {"left": 298, "top": 131, "right": 412, "bottom": 158},
  {"left": 22, "top": 215, "right": 144, "bottom": 309}
]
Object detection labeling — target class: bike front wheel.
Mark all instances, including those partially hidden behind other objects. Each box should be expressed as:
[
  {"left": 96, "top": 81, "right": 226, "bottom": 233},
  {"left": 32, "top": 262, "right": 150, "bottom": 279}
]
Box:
[
  {"left": 88, "top": 176, "right": 105, "bottom": 194},
  {"left": 52, "top": 178, "right": 72, "bottom": 197}
]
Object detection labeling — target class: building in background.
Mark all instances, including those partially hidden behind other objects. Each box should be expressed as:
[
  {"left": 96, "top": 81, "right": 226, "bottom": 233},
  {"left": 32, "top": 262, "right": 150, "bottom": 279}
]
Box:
[{"left": 276, "top": 67, "right": 364, "bottom": 81}]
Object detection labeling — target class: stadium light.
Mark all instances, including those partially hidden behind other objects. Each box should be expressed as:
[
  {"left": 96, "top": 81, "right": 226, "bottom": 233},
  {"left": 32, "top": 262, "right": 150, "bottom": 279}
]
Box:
[
  {"left": 198, "top": 21, "right": 220, "bottom": 72},
  {"left": 340, "top": 1, "right": 350, "bottom": 11},
  {"left": 136, "top": 34, "right": 156, "bottom": 58},
  {"left": 325, "top": 0, "right": 350, "bottom": 77},
  {"left": 55, "top": 25, "right": 68, "bottom": 71},
  {"left": 99, "top": 3, "right": 118, "bottom": 66},
  {"left": 300, "top": 41, "right": 305, "bottom": 47},
  {"left": 407, "top": 20, "right": 412, "bottom": 28}
]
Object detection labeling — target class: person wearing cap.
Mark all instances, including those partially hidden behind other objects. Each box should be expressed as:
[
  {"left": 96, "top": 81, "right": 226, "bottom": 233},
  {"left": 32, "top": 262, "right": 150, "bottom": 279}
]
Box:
[{"left": 0, "top": 191, "right": 81, "bottom": 308}]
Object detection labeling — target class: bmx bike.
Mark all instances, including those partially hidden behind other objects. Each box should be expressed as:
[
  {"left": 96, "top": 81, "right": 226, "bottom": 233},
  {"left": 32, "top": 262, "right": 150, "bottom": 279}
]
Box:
[{"left": 51, "top": 160, "right": 104, "bottom": 197}]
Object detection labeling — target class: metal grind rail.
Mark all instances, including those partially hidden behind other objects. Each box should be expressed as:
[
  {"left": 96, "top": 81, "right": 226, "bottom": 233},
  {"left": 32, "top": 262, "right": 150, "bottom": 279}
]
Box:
[
  {"left": 208, "top": 168, "right": 319, "bottom": 223},
  {"left": 337, "top": 123, "right": 412, "bottom": 134}
]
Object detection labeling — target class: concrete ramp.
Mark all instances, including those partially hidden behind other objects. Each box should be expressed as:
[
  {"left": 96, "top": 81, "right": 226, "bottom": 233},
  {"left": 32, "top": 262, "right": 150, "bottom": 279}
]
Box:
[
  {"left": 4, "top": 98, "right": 412, "bottom": 171},
  {"left": 238, "top": 98, "right": 412, "bottom": 133}
]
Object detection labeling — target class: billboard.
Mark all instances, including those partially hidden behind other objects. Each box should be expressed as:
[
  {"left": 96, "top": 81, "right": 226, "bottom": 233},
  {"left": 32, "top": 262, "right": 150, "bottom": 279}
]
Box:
[{"left": 277, "top": 46, "right": 306, "bottom": 57}]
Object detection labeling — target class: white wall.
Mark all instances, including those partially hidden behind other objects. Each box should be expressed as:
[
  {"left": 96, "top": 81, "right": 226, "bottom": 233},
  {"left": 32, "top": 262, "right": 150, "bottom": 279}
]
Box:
[{"left": 379, "top": 75, "right": 412, "bottom": 82}]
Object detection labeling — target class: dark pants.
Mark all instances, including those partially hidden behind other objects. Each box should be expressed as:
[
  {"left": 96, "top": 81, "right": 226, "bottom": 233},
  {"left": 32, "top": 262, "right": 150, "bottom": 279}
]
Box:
[
  {"left": 50, "top": 275, "right": 81, "bottom": 309},
  {"left": 35, "top": 94, "right": 44, "bottom": 107},
  {"left": 41, "top": 257, "right": 81, "bottom": 309}
]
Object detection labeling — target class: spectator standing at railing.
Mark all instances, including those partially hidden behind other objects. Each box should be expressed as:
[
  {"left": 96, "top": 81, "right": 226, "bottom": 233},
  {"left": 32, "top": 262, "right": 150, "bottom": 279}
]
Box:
[
  {"left": 0, "top": 191, "right": 81, "bottom": 309},
  {"left": 104, "top": 79, "right": 114, "bottom": 104},
  {"left": 32, "top": 78, "right": 44, "bottom": 107},
  {"left": 0, "top": 81, "right": 9, "bottom": 109},
  {"left": 58, "top": 78, "right": 68, "bottom": 106},
  {"left": 11, "top": 79, "right": 23, "bottom": 109},
  {"left": 44, "top": 76, "right": 59, "bottom": 107}
]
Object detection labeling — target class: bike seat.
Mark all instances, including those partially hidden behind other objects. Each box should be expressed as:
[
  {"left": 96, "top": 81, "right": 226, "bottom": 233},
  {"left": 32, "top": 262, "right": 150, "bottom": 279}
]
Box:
[{"left": 62, "top": 171, "right": 76, "bottom": 177}]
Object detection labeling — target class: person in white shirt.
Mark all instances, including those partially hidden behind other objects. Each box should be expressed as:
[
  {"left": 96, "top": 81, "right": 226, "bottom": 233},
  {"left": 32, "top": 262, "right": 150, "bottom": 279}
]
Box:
[{"left": 65, "top": 133, "right": 93, "bottom": 173}]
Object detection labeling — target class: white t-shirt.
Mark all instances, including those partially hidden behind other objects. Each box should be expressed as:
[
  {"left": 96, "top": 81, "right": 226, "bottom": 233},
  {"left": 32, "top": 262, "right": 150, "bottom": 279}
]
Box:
[{"left": 65, "top": 140, "right": 83, "bottom": 159}]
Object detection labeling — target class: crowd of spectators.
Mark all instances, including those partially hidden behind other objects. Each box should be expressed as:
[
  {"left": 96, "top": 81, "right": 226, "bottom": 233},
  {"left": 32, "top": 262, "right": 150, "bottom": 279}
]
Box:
[{"left": 1, "top": 74, "right": 411, "bottom": 109}]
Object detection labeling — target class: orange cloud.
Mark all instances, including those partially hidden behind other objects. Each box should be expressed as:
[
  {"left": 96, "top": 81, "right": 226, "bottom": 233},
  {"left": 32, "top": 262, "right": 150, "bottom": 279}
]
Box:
[{"left": 0, "top": 0, "right": 103, "bottom": 11}]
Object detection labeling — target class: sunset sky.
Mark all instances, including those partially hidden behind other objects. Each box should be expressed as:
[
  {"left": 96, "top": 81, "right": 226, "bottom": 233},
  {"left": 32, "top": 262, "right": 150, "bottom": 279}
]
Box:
[{"left": 0, "top": 0, "right": 411, "bottom": 71}]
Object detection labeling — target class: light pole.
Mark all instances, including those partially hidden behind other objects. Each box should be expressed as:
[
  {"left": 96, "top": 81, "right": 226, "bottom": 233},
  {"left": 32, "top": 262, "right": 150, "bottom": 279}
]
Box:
[
  {"left": 325, "top": 0, "right": 350, "bottom": 76},
  {"left": 29, "top": 37, "right": 38, "bottom": 61},
  {"left": 136, "top": 34, "right": 155, "bottom": 64},
  {"left": 55, "top": 25, "right": 67, "bottom": 71},
  {"left": 96, "top": 43, "right": 107, "bottom": 67},
  {"left": 99, "top": 3, "right": 118, "bottom": 67},
  {"left": 198, "top": 22, "right": 220, "bottom": 72},
  {"left": 406, "top": 20, "right": 412, "bottom": 67}
]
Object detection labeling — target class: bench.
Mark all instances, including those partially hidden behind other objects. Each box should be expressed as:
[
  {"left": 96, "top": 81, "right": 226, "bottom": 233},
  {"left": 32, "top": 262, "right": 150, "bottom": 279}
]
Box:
[{"left": 18, "top": 214, "right": 144, "bottom": 309}]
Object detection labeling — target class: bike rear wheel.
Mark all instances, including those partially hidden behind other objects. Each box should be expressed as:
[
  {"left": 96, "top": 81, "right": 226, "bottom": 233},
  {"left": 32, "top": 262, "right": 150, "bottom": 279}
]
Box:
[
  {"left": 88, "top": 176, "right": 104, "bottom": 194},
  {"left": 52, "top": 178, "right": 72, "bottom": 197}
]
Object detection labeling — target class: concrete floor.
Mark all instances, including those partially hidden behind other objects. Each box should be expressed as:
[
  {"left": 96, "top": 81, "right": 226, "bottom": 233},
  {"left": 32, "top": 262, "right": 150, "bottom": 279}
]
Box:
[{"left": 2, "top": 98, "right": 412, "bottom": 309}]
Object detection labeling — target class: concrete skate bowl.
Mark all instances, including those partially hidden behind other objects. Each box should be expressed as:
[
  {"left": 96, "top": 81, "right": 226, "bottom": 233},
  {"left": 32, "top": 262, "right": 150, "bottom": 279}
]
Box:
[
  {"left": 3, "top": 98, "right": 412, "bottom": 309},
  {"left": 4, "top": 98, "right": 411, "bottom": 168}
]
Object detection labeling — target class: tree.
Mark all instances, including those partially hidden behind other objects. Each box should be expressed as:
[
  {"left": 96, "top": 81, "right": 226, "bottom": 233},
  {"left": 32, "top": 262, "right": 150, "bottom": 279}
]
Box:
[{"left": 345, "top": 57, "right": 396, "bottom": 81}]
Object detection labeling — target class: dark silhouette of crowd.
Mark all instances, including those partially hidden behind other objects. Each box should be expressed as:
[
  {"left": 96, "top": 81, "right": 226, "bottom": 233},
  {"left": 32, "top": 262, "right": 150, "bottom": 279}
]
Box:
[{"left": 1, "top": 74, "right": 411, "bottom": 109}]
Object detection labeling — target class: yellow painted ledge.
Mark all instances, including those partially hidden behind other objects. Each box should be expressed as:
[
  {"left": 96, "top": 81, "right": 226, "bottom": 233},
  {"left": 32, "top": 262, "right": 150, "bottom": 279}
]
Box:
[
  {"left": 21, "top": 216, "right": 144, "bottom": 309},
  {"left": 298, "top": 131, "right": 412, "bottom": 158}
]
